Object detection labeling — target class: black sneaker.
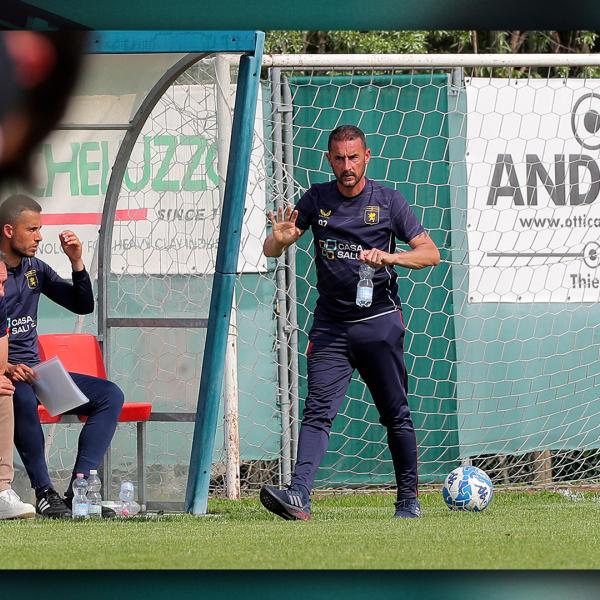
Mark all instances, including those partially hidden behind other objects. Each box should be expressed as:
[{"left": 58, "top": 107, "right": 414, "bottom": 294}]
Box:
[
  {"left": 100, "top": 505, "right": 117, "bottom": 518},
  {"left": 259, "top": 485, "right": 311, "bottom": 521},
  {"left": 36, "top": 488, "right": 72, "bottom": 519},
  {"left": 64, "top": 496, "right": 117, "bottom": 518},
  {"left": 394, "top": 498, "right": 422, "bottom": 519}
]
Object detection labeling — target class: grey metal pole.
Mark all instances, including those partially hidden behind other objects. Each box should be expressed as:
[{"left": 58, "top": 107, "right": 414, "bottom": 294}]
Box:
[
  {"left": 281, "top": 75, "right": 300, "bottom": 465},
  {"left": 450, "top": 67, "right": 464, "bottom": 96},
  {"left": 269, "top": 67, "right": 292, "bottom": 486}
]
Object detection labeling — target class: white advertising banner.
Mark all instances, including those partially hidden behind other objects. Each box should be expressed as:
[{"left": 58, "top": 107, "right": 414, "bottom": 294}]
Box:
[
  {"left": 11, "top": 84, "right": 266, "bottom": 278},
  {"left": 467, "top": 78, "right": 600, "bottom": 303}
]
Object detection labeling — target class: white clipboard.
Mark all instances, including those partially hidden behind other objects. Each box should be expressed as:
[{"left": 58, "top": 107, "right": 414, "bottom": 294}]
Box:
[{"left": 32, "top": 356, "right": 90, "bottom": 417}]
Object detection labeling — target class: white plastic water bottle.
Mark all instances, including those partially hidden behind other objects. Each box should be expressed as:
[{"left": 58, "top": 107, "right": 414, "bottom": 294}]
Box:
[
  {"left": 356, "top": 263, "right": 375, "bottom": 307},
  {"left": 87, "top": 470, "right": 102, "bottom": 519},
  {"left": 118, "top": 480, "right": 141, "bottom": 517},
  {"left": 72, "top": 473, "right": 89, "bottom": 520}
]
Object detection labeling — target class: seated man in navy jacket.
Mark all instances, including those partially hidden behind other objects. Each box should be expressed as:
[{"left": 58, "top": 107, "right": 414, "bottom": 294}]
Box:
[{"left": 0, "top": 194, "right": 124, "bottom": 519}]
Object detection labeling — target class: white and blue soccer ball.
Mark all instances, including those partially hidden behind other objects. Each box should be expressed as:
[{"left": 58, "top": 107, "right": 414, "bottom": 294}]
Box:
[{"left": 442, "top": 466, "right": 494, "bottom": 512}]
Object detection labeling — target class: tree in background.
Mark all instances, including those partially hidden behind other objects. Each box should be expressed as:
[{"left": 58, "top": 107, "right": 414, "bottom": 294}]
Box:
[
  {"left": 265, "top": 30, "right": 600, "bottom": 76},
  {"left": 266, "top": 31, "right": 599, "bottom": 55}
]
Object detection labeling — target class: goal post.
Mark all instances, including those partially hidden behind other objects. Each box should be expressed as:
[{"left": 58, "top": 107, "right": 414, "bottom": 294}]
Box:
[{"left": 259, "top": 53, "right": 600, "bottom": 491}]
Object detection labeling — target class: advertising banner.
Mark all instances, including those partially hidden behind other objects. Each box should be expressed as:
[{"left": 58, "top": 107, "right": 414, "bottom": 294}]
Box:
[
  {"left": 9, "top": 84, "right": 266, "bottom": 278},
  {"left": 467, "top": 78, "right": 600, "bottom": 302}
]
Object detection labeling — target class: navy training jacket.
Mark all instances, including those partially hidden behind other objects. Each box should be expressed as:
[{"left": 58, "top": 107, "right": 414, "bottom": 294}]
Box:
[{"left": 5, "top": 257, "right": 93, "bottom": 366}]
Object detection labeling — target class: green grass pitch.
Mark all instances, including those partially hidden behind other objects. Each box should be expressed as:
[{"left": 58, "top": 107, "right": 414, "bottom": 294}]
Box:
[{"left": 2, "top": 490, "right": 600, "bottom": 569}]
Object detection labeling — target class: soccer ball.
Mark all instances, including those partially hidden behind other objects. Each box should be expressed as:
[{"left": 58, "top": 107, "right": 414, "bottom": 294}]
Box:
[{"left": 442, "top": 466, "right": 493, "bottom": 512}]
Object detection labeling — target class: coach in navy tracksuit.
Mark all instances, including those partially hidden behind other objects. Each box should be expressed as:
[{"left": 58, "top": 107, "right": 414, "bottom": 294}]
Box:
[
  {"left": 260, "top": 125, "right": 440, "bottom": 520},
  {"left": 0, "top": 194, "right": 123, "bottom": 519}
]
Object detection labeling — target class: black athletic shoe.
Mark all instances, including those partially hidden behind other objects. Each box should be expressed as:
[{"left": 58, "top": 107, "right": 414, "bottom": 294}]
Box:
[
  {"left": 259, "top": 485, "right": 311, "bottom": 521},
  {"left": 394, "top": 498, "right": 422, "bottom": 519},
  {"left": 36, "top": 488, "right": 72, "bottom": 519},
  {"left": 100, "top": 505, "right": 117, "bottom": 518},
  {"left": 64, "top": 496, "right": 117, "bottom": 518}
]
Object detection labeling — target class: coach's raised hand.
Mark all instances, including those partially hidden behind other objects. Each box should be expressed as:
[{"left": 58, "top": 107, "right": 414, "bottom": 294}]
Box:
[
  {"left": 59, "top": 230, "right": 84, "bottom": 272},
  {"left": 263, "top": 205, "right": 303, "bottom": 257}
]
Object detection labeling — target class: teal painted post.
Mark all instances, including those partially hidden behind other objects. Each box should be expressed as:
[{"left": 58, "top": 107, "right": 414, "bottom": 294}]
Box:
[
  {"left": 90, "top": 30, "right": 259, "bottom": 54},
  {"left": 185, "top": 32, "right": 265, "bottom": 514}
]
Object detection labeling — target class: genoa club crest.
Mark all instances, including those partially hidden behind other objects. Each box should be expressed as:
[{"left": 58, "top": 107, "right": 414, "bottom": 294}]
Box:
[
  {"left": 364, "top": 206, "right": 379, "bottom": 225},
  {"left": 25, "top": 270, "right": 38, "bottom": 289}
]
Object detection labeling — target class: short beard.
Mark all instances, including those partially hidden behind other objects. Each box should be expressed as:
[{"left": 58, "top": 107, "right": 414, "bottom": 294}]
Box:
[{"left": 339, "top": 170, "right": 364, "bottom": 187}]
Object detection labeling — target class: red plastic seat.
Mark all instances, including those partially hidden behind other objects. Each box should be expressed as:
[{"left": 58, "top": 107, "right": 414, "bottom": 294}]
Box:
[
  {"left": 36, "top": 333, "right": 151, "bottom": 505},
  {"left": 37, "top": 404, "right": 62, "bottom": 424},
  {"left": 78, "top": 402, "right": 152, "bottom": 423},
  {"left": 38, "top": 333, "right": 107, "bottom": 378}
]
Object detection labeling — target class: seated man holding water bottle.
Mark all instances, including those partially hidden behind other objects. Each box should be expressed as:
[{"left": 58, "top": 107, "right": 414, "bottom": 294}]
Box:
[
  {"left": 0, "top": 195, "right": 124, "bottom": 519},
  {"left": 260, "top": 125, "right": 440, "bottom": 520}
]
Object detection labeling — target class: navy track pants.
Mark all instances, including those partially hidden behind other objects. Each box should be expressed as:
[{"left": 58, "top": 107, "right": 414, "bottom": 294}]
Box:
[
  {"left": 12, "top": 372, "right": 124, "bottom": 494},
  {"left": 291, "top": 310, "right": 418, "bottom": 499}
]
